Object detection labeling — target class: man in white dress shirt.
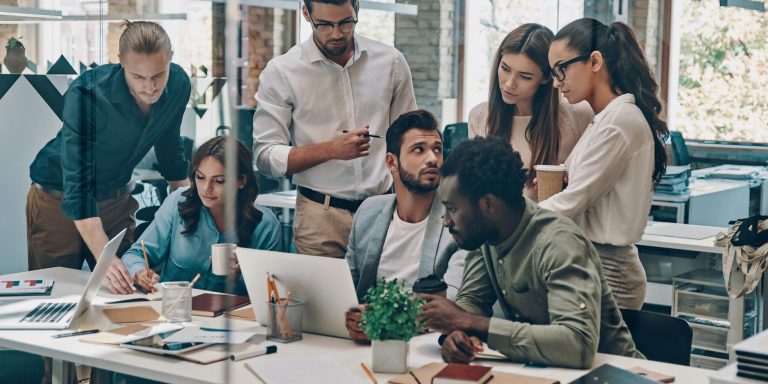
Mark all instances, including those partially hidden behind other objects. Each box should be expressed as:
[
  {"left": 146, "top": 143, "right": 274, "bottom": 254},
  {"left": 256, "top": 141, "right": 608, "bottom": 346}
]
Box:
[{"left": 252, "top": 0, "right": 417, "bottom": 257}]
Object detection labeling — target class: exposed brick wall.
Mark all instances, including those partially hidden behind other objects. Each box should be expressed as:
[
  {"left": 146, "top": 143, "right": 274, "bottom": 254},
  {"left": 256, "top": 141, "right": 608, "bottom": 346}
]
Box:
[
  {"left": 394, "top": 0, "right": 457, "bottom": 121},
  {"left": 0, "top": 0, "right": 19, "bottom": 66},
  {"left": 244, "top": 7, "right": 274, "bottom": 108},
  {"left": 630, "top": 0, "right": 662, "bottom": 72}
]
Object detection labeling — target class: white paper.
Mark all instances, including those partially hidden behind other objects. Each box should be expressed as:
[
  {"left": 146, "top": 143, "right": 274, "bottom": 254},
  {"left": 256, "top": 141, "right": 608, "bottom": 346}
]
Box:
[
  {"left": 121, "top": 323, "right": 184, "bottom": 343},
  {"left": 162, "top": 326, "right": 260, "bottom": 344},
  {"left": 246, "top": 356, "right": 366, "bottom": 384}
]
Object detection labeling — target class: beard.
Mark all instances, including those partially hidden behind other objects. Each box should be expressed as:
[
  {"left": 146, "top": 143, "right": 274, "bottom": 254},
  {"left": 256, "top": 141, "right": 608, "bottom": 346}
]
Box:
[
  {"left": 399, "top": 163, "right": 439, "bottom": 195},
  {"left": 319, "top": 38, "right": 352, "bottom": 58}
]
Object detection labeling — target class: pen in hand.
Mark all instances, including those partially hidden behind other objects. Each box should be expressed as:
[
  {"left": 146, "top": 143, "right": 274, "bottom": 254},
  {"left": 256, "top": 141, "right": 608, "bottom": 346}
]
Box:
[{"left": 342, "top": 130, "right": 382, "bottom": 138}]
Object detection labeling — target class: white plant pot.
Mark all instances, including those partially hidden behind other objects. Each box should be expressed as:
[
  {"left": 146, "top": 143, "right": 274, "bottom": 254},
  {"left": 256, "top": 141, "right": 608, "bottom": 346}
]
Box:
[{"left": 371, "top": 339, "right": 409, "bottom": 373}]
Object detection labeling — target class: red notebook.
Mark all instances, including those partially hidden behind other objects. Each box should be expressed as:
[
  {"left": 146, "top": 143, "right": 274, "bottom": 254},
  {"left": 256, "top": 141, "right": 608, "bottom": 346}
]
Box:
[
  {"left": 432, "top": 364, "right": 493, "bottom": 384},
  {"left": 191, "top": 293, "right": 250, "bottom": 317}
]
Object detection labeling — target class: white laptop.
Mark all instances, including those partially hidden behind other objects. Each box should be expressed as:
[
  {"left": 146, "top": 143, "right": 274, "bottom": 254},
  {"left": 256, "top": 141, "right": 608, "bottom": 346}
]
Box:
[
  {"left": 237, "top": 249, "right": 359, "bottom": 339},
  {"left": 0, "top": 229, "right": 126, "bottom": 330}
]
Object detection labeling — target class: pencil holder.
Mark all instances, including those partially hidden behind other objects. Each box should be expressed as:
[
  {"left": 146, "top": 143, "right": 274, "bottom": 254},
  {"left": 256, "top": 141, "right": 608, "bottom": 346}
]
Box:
[{"left": 266, "top": 299, "right": 304, "bottom": 343}]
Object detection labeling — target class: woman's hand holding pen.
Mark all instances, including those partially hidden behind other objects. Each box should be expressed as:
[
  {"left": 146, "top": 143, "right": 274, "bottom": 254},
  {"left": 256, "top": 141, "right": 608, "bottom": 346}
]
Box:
[
  {"left": 332, "top": 126, "right": 371, "bottom": 160},
  {"left": 135, "top": 269, "right": 160, "bottom": 293}
]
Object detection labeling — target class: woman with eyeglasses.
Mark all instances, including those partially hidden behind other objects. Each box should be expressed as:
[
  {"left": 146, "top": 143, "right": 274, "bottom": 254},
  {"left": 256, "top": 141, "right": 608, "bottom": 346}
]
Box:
[
  {"left": 539, "top": 18, "right": 670, "bottom": 310},
  {"left": 468, "top": 23, "right": 593, "bottom": 201}
]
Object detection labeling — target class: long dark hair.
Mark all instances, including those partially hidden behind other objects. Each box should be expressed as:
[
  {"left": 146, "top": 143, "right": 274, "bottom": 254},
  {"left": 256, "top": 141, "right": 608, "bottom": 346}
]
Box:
[
  {"left": 554, "top": 18, "right": 669, "bottom": 183},
  {"left": 178, "top": 136, "right": 263, "bottom": 247},
  {"left": 487, "top": 23, "right": 560, "bottom": 187}
]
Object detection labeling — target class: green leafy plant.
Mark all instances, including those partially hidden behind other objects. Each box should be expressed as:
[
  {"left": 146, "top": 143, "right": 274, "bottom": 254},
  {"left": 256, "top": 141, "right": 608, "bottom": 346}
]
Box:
[
  {"left": 6, "top": 37, "right": 24, "bottom": 49},
  {"left": 361, "top": 278, "right": 424, "bottom": 341}
]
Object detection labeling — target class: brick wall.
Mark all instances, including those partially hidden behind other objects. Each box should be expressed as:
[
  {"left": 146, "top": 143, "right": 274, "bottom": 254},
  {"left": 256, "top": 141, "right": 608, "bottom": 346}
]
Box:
[
  {"left": 394, "top": 0, "right": 457, "bottom": 121},
  {"left": 0, "top": 0, "right": 19, "bottom": 66},
  {"left": 244, "top": 7, "right": 275, "bottom": 108},
  {"left": 630, "top": 0, "right": 662, "bottom": 73}
]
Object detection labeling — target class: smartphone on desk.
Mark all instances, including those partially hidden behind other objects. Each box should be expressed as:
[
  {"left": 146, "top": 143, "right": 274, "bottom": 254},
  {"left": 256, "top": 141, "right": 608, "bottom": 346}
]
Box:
[{"left": 121, "top": 329, "right": 209, "bottom": 356}]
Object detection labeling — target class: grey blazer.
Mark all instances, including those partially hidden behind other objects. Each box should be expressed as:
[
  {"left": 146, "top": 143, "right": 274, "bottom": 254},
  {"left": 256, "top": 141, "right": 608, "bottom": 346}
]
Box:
[{"left": 345, "top": 193, "right": 466, "bottom": 302}]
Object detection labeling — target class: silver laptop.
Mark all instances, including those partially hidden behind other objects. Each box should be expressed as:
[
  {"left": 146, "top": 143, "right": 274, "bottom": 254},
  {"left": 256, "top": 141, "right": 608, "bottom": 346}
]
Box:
[
  {"left": 237, "top": 249, "right": 359, "bottom": 339},
  {"left": 0, "top": 229, "right": 126, "bottom": 330}
]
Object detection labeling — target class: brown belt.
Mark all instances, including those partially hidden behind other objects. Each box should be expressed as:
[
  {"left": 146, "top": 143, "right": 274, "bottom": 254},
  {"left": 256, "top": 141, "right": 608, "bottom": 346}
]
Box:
[
  {"left": 33, "top": 183, "right": 133, "bottom": 201},
  {"left": 298, "top": 187, "right": 365, "bottom": 213}
]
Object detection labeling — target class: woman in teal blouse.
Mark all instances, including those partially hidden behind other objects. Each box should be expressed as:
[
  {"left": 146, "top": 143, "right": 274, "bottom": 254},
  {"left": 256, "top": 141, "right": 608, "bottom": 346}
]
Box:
[{"left": 120, "top": 136, "right": 280, "bottom": 295}]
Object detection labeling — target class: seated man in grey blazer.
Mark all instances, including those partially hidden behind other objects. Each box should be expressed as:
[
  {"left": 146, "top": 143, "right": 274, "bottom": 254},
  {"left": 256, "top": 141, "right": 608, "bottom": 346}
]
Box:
[{"left": 344, "top": 109, "right": 466, "bottom": 343}]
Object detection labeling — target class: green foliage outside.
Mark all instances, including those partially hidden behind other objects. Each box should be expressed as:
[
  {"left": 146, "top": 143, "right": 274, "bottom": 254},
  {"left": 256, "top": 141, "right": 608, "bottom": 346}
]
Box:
[
  {"left": 361, "top": 278, "right": 424, "bottom": 341},
  {"left": 678, "top": 0, "right": 768, "bottom": 143}
]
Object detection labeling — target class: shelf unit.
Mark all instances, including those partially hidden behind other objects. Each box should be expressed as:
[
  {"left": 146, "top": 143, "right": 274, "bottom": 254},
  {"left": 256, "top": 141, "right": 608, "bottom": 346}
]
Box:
[{"left": 672, "top": 269, "right": 761, "bottom": 370}]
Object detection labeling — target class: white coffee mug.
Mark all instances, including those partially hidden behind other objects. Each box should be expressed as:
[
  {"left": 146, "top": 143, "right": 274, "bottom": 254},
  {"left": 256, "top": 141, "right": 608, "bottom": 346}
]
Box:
[{"left": 211, "top": 243, "right": 237, "bottom": 276}]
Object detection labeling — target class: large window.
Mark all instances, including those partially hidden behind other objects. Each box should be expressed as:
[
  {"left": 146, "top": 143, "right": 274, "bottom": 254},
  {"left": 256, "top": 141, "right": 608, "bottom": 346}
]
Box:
[{"left": 675, "top": 0, "right": 768, "bottom": 144}]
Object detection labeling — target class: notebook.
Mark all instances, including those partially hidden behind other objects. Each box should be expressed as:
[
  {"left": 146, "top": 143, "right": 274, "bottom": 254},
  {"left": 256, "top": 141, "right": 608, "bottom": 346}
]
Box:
[
  {"left": 388, "top": 363, "right": 559, "bottom": 384},
  {"left": 567, "top": 364, "right": 657, "bottom": 384},
  {"left": 433, "top": 364, "right": 492, "bottom": 384},
  {"left": 245, "top": 356, "right": 367, "bottom": 384},
  {"left": 102, "top": 306, "right": 160, "bottom": 323},
  {"left": 191, "top": 293, "right": 250, "bottom": 317}
]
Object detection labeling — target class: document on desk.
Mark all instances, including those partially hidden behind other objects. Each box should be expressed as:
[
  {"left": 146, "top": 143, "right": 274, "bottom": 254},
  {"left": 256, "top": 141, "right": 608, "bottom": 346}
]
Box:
[
  {"left": 246, "top": 356, "right": 367, "bottom": 384},
  {"left": 80, "top": 323, "right": 182, "bottom": 345},
  {"left": 644, "top": 222, "right": 724, "bottom": 240},
  {"left": 162, "top": 326, "right": 262, "bottom": 344}
]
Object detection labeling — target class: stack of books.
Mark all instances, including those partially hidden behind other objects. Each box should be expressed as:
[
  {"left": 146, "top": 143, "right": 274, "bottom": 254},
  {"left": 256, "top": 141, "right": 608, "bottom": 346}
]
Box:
[
  {"left": 654, "top": 165, "right": 692, "bottom": 200},
  {"left": 735, "top": 330, "right": 768, "bottom": 381},
  {"left": 0, "top": 279, "right": 54, "bottom": 296}
]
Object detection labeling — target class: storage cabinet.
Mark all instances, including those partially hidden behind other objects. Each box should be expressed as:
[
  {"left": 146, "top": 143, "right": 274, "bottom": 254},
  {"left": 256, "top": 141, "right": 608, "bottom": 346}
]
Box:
[{"left": 672, "top": 269, "right": 761, "bottom": 369}]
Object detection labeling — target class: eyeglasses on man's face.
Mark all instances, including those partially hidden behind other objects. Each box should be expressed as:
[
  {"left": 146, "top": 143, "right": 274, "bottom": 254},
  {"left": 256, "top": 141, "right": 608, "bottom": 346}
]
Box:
[
  {"left": 308, "top": 13, "right": 358, "bottom": 34},
  {"left": 551, "top": 54, "right": 590, "bottom": 82}
]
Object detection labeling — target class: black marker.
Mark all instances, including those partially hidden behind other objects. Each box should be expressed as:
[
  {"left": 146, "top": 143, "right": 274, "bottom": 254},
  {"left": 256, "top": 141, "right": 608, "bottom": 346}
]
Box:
[
  {"left": 52, "top": 329, "right": 100, "bottom": 338},
  {"left": 342, "top": 130, "right": 382, "bottom": 138}
]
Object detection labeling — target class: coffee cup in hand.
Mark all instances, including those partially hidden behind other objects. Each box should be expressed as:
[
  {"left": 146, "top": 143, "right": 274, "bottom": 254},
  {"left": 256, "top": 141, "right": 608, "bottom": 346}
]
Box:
[
  {"left": 211, "top": 243, "right": 237, "bottom": 276},
  {"left": 534, "top": 164, "right": 566, "bottom": 201}
]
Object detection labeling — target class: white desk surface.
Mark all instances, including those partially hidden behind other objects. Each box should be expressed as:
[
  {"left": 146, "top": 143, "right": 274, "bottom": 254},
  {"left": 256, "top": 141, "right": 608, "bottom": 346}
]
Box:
[
  {"left": 0, "top": 268, "right": 718, "bottom": 384},
  {"left": 255, "top": 190, "right": 297, "bottom": 210},
  {"left": 639, "top": 221, "right": 726, "bottom": 254}
]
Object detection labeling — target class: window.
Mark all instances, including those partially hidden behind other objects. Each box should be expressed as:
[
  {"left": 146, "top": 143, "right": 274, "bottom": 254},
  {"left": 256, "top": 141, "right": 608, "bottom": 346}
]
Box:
[{"left": 674, "top": 0, "right": 768, "bottom": 144}]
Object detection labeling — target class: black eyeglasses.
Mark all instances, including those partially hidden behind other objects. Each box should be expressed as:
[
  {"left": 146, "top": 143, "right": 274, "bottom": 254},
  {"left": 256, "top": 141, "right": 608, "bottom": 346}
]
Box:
[
  {"left": 307, "top": 13, "right": 358, "bottom": 34},
  {"left": 551, "top": 54, "right": 590, "bottom": 82}
]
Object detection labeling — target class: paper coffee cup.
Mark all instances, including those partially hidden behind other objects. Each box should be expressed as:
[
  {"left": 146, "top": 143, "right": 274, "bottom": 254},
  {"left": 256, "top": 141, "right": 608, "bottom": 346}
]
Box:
[
  {"left": 211, "top": 243, "right": 236, "bottom": 276},
  {"left": 534, "top": 164, "right": 566, "bottom": 201}
]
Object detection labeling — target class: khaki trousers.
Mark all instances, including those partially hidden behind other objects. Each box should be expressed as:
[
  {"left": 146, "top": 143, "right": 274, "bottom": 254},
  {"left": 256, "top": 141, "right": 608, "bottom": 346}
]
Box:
[
  {"left": 26, "top": 185, "right": 137, "bottom": 271},
  {"left": 292, "top": 193, "right": 354, "bottom": 258},
  {"left": 593, "top": 243, "right": 647, "bottom": 310}
]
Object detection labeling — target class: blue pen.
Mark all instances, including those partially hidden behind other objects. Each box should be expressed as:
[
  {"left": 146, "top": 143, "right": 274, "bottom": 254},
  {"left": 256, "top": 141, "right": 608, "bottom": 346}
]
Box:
[{"left": 200, "top": 327, "right": 233, "bottom": 332}]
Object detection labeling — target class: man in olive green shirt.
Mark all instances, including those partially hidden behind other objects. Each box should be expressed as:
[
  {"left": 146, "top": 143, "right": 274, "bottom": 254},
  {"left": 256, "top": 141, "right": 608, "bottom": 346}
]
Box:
[{"left": 420, "top": 137, "right": 641, "bottom": 369}]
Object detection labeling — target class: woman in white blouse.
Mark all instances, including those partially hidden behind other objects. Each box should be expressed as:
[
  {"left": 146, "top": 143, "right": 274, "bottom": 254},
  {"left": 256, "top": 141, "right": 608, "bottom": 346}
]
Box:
[
  {"left": 540, "top": 18, "right": 670, "bottom": 309},
  {"left": 468, "top": 23, "right": 592, "bottom": 201}
]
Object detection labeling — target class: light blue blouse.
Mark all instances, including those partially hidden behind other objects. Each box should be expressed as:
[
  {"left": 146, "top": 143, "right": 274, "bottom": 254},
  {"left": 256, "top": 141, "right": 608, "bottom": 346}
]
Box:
[{"left": 122, "top": 187, "right": 281, "bottom": 295}]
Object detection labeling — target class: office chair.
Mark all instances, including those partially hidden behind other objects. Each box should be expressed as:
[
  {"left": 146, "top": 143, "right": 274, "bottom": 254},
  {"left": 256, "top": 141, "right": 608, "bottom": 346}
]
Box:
[
  {"left": 670, "top": 131, "right": 691, "bottom": 166},
  {"left": 620, "top": 308, "right": 693, "bottom": 366},
  {"left": 443, "top": 122, "right": 468, "bottom": 157}
]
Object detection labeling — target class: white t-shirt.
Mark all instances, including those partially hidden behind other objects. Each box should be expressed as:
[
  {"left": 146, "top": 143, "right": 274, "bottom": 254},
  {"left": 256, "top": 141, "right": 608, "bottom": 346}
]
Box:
[{"left": 376, "top": 209, "right": 429, "bottom": 287}]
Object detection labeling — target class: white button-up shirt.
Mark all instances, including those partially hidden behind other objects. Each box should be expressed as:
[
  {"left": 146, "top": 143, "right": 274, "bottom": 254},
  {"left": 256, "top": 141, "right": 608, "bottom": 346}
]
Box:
[
  {"left": 539, "top": 94, "right": 654, "bottom": 246},
  {"left": 252, "top": 35, "right": 417, "bottom": 200}
]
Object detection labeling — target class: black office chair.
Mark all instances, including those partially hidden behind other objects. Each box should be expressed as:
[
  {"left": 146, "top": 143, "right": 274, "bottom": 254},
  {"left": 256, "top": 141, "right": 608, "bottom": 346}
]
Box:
[
  {"left": 443, "top": 122, "right": 468, "bottom": 158},
  {"left": 620, "top": 308, "right": 693, "bottom": 366}
]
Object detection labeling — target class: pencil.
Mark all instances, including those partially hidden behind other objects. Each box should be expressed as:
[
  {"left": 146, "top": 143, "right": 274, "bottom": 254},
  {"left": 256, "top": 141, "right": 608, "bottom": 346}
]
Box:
[
  {"left": 190, "top": 273, "right": 201, "bottom": 287},
  {"left": 341, "top": 130, "right": 382, "bottom": 138},
  {"left": 141, "top": 240, "right": 150, "bottom": 277},
  {"left": 360, "top": 362, "right": 377, "bottom": 384}
]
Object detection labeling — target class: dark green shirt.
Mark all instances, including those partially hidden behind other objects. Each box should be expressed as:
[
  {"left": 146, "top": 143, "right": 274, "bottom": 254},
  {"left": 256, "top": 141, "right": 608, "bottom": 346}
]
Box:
[
  {"left": 30, "top": 63, "right": 190, "bottom": 220},
  {"left": 454, "top": 199, "right": 642, "bottom": 369}
]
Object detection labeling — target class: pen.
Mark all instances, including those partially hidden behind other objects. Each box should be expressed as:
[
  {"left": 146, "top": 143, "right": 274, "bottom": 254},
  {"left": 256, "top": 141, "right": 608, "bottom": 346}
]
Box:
[
  {"left": 200, "top": 327, "right": 233, "bottom": 332},
  {"left": 52, "top": 329, "right": 100, "bottom": 338},
  {"left": 360, "top": 362, "right": 377, "bottom": 384},
  {"left": 342, "top": 130, "right": 382, "bottom": 138},
  {"left": 230, "top": 345, "right": 277, "bottom": 361},
  {"left": 141, "top": 240, "right": 151, "bottom": 277}
]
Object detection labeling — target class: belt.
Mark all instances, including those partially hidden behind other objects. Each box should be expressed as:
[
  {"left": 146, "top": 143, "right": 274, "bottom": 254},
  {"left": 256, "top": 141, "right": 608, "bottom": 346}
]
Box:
[
  {"left": 298, "top": 187, "right": 365, "bottom": 213},
  {"left": 34, "top": 183, "right": 133, "bottom": 201}
]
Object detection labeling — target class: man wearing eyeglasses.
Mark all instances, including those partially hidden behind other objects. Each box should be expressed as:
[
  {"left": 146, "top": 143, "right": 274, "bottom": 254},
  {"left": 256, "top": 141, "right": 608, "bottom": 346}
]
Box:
[{"left": 253, "top": 0, "right": 417, "bottom": 258}]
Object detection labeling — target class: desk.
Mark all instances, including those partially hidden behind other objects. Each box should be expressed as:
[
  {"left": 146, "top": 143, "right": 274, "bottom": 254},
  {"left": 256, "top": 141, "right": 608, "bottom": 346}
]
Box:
[
  {"left": 0, "top": 267, "right": 717, "bottom": 384},
  {"left": 652, "top": 178, "right": 750, "bottom": 227}
]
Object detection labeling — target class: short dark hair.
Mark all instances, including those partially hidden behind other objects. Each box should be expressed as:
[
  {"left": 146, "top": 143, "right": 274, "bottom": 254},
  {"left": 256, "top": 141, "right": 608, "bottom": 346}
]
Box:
[
  {"left": 386, "top": 109, "right": 442, "bottom": 157},
  {"left": 440, "top": 137, "right": 526, "bottom": 210},
  {"left": 303, "top": 0, "right": 359, "bottom": 14}
]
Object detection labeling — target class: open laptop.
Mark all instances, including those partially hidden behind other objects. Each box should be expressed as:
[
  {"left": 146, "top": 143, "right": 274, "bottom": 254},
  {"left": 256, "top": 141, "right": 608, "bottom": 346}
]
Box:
[
  {"left": 237, "top": 249, "right": 359, "bottom": 339},
  {"left": 0, "top": 229, "right": 126, "bottom": 330}
]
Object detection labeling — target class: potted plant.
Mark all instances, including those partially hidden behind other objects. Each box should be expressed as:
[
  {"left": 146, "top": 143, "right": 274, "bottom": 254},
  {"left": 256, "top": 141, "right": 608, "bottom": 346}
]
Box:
[
  {"left": 361, "top": 278, "right": 424, "bottom": 373},
  {"left": 4, "top": 37, "right": 27, "bottom": 73}
]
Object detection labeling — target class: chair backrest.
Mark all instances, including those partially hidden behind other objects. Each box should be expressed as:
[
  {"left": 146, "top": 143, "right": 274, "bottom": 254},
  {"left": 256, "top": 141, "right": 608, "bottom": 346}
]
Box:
[
  {"left": 442, "top": 122, "right": 468, "bottom": 158},
  {"left": 670, "top": 131, "right": 690, "bottom": 166},
  {"left": 620, "top": 308, "right": 693, "bottom": 366}
]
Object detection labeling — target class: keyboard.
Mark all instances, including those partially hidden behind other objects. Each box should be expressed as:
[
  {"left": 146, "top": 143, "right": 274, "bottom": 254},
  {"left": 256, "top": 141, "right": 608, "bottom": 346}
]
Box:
[{"left": 20, "top": 302, "right": 75, "bottom": 323}]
